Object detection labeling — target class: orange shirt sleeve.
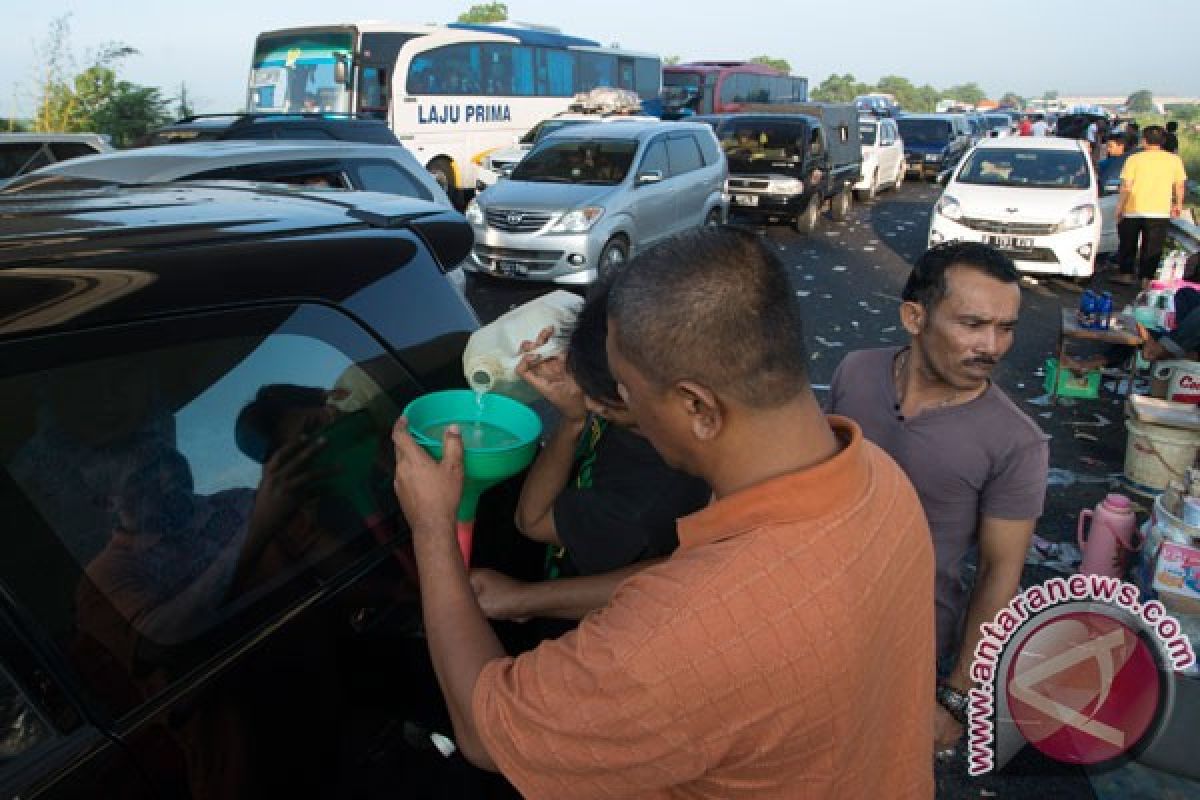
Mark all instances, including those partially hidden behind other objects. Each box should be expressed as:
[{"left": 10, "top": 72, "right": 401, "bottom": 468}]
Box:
[{"left": 472, "top": 573, "right": 712, "bottom": 798}]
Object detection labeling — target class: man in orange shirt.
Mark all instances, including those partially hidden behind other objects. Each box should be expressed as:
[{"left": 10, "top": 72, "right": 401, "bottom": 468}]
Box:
[{"left": 392, "top": 228, "right": 936, "bottom": 798}]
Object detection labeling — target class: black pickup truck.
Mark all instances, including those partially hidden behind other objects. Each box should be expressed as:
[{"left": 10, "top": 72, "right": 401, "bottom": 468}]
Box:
[{"left": 713, "top": 103, "right": 862, "bottom": 233}]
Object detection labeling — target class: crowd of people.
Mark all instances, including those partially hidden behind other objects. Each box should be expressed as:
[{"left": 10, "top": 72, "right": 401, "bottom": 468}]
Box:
[{"left": 390, "top": 229, "right": 1056, "bottom": 797}]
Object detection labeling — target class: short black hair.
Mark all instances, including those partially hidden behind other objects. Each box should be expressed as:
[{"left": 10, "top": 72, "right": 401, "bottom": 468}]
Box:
[
  {"left": 236, "top": 384, "right": 327, "bottom": 463},
  {"left": 565, "top": 278, "right": 620, "bottom": 406},
  {"left": 607, "top": 227, "right": 808, "bottom": 408},
  {"left": 1166, "top": 121, "right": 1178, "bottom": 133},
  {"left": 1105, "top": 132, "right": 1127, "bottom": 145},
  {"left": 902, "top": 242, "right": 1020, "bottom": 311},
  {"left": 1143, "top": 125, "right": 1166, "bottom": 147}
]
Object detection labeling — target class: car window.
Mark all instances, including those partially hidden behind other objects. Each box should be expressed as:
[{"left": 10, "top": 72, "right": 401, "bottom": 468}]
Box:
[
  {"left": 694, "top": 130, "right": 721, "bottom": 166},
  {"left": 0, "top": 143, "right": 53, "bottom": 180},
  {"left": 0, "top": 304, "right": 419, "bottom": 720},
  {"left": 48, "top": 142, "right": 101, "bottom": 161},
  {"left": 510, "top": 138, "right": 638, "bottom": 185},
  {"left": 958, "top": 148, "right": 1092, "bottom": 189},
  {"left": 351, "top": 160, "right": 433, "bottom": 201},
  {"left": 269, "top": 127, "right": 336, "bottom": 140},
  {"left": 0, "top": 666, "right": 57, "bottom": 774},
  {"left": 666, "top": 135, "right": 704, "bottom": 176},
  {"left": 638, "top": 138, "right": 668, "bottom": 177},
  {"left": 859, "top": 123, "right": 877, "bottom": 146},
  {"left": 190, "top": 161, "right": 350, "bottom": 189}
]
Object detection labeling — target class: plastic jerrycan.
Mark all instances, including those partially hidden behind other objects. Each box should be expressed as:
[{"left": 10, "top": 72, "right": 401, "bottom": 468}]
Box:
[
  {"left": 463, "top": 290, "right": 584, "bottom": 403},
  {"left": 1077, "top": 493, "right": 1142, "bottom": 578}
]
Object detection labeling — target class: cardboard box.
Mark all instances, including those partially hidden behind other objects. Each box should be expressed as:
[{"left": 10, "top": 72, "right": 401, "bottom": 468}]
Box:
[{"left": 1153, "top": 541, "right": 1200, "bottom": 615}]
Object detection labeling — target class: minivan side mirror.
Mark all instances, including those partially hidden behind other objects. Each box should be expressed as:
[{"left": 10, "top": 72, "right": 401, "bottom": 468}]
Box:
[{"left": 636, "top": 170, "right": 664, "bottom": 186}]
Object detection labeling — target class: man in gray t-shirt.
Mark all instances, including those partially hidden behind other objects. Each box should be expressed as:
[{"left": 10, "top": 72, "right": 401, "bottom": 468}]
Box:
[{"left": 828, "top": 242, "right": 1048, "bottom": 754}]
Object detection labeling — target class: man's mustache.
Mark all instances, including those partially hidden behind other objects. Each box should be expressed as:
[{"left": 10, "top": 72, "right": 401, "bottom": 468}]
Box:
[{"left": 966, "top": 357, "right": 998, "bottom": 367}]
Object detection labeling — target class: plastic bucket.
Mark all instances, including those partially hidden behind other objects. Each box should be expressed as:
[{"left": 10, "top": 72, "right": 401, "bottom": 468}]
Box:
[
  {"left": 1153, "top": 361, "right": 1200, "bottom": 405},
  {"left": 1124, "top": 418, "right": 1200, "bottom": 492}
]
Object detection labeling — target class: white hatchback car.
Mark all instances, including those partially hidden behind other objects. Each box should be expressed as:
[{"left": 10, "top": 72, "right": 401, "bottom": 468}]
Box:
[
  {"left": 854, "top": 116, "right": 905, "bottom": 201},
  {"left": 928, "top": 137, "right": 1100, "bottom": 277}
]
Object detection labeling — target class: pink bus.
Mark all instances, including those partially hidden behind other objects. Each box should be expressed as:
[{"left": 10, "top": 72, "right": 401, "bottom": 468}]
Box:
[{"left": 661, "top": 61, "right": 808, "bottom": 118}]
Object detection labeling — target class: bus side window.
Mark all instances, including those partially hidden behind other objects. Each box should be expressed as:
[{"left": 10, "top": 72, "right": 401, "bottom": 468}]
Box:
[
  {"left": 511, "top": 46, "right": 535, "bottom": 96},
  {"left": 482, "top": 44, "right": 513, "bottom": 96},
  {"left": 539, "top": 48, "right": 574, "bottom": 97},
  {"left": 359, "top": 66, "right": 387, "bottom": 111}
]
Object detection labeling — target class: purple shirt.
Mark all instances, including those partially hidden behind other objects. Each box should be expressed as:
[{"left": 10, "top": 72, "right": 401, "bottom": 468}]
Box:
[{"left": 829, "top": 347, "right": 1049, "bottom": 659}]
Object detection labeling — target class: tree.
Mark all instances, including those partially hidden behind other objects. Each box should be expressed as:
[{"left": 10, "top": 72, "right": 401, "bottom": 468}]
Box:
[
  {"left": 663, "top": 55, "right": 681, "bottom": 66},
  {"left": 94, "top": 82, "right": 171, "bottom": 146},
  {"left": 31, "top": 18, "right": 169, "bottom": 144},
  {"left": 942, "top": 82, "right": 986, "bottom": 108},
  {"left": 999, "top": 92, "right": 1024, "bottom": 109},
  {"left": 457, "top": 3, "right": 508, "bottom": 23},
  {"left": 750, "top": 55, "right": 791, "bottom": 74},
  {"left": 175, "top": 82, "right": 194, "bottom": 119},
  {"left": 1127, "top": 89, "right": 1155, "bottom": 113},
  {"left": 811, "top": 73, "right": 869, "bottom": 103},
  {"left": 1042, "top": 89, "right": 1059, "bottom": 102},
  {"left": 876, "top": 75, "right": 922, "bottom": 111}
]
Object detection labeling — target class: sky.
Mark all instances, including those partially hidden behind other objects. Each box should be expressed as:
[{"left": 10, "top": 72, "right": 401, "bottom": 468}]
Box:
[{"left": 2, "top": 0, "right": 1198, "bottom": 118}]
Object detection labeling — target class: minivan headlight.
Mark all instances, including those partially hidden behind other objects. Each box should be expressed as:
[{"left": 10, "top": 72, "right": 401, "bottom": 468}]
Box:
[
  {"left": 935, "top": 194, "right": 962, "bottom": 221},
  {"left": 465, "top": 199, "right": 484, "bottom": 226},
  {"left": 1060, "top": 203, "right": 1096, "bottom": 231},
  {"left": 550, "top": 206, "right": 605, "bottom": 233}
]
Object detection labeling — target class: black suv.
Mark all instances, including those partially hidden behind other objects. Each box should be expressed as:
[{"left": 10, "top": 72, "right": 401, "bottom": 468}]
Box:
[
  {"left": 138, "top": 113, "right": 401, "bottom": 147},
  {"left": 0, "top": 184, "right": 535, "bottom": 799}
]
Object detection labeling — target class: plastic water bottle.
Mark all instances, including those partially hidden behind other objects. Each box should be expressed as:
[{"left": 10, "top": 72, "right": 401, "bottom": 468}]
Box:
[
  {"left": 1080, "top": 290, "right": 1098, "bottom": 328},
  {"left": 462, "top": 290, "right": 584, "bottom": 404},
  {"left": 1098, "top": 291, "right": 1114, "bottom": 330}
]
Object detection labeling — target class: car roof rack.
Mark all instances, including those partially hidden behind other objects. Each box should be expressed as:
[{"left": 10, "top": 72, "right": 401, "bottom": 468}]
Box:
[{"left": 167, "top": 112, "right": 384, "bottom": 126}]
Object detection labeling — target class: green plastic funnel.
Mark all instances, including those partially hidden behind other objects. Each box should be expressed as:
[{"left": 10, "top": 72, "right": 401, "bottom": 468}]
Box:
[{"left": 403, "top": 390, "right": 542, "bottom": 562}]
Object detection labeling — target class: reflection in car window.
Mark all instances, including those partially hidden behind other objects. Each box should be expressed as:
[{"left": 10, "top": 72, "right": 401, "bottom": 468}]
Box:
[
  {"left": 667, "top": 136, "right": 704, "bottom": 176},
  {"left": 716, "top": 120, "right": 806, "bottom": 164},
  {"left": 958, "top": 148, "right": 1091, "bottom": 189},
  {"left": 1, "top": 305, "right": 417, "bottom": 722},
  {"left": 510, "top": 138, "right": 638, "bottom": 185},
  {"left": 353, "top": 161, "right": 432, "bottom": 201},
  {"left": 897, "top": 119, "right": 953, "bottom": 145},
  {"left": 0, "top": 667, "right": 55, "bottom": 771}
]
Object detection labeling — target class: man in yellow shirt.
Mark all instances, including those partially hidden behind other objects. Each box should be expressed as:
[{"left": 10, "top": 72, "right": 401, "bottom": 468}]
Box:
[{"left": 1114, "top": 125, "right": 1188, "bottom": 287}]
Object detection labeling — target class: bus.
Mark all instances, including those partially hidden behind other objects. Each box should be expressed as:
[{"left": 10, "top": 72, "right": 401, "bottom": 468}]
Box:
[
  {"left": 246, "top": 21, "right": 661, "bottom": 199},
  {"left": 660, "top": 62, "right": 808, "bottom": 119}
]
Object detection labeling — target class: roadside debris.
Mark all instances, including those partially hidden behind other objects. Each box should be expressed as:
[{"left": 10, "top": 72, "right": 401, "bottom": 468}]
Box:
[{"left": 1025, "top": 534, "right": 1082, "bottom": 574}]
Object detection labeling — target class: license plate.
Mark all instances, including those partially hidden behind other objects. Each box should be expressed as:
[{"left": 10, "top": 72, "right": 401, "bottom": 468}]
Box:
[
  {"left": 733, "top": 193, "right": 759, "bottom": 207},
  {"left": 496, "top": 260, "right": 528, "bottom": 276},
  {"left": 985, "top": 235, "right": 1035, "bottom": 250}
]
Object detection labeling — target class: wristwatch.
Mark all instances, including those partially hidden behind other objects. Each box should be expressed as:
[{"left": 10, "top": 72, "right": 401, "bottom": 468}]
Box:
[{"left": 936, "top": 684, "right": 969, "bottom": 725}]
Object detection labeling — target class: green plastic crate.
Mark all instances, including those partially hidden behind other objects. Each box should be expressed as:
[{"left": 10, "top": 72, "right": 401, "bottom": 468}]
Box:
[{"left": 1044, "top": 357, "right": 1101, "bottom": 399}]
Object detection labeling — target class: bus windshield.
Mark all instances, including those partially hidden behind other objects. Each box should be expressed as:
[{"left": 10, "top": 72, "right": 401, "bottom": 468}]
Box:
[
  {"left": 662, "top": 71, "right": 703, "bottom": 112},
  {"left": 510, "top": 139, "right": 638, "bottom": 185},
  {"left": 248, "top": 32, "right": 354, "bottom": 113}
]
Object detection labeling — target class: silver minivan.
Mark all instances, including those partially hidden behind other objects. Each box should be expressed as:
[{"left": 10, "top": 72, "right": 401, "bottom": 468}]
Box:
[{"left": 464, "top": 121, "right": 728, "bottom": 284}]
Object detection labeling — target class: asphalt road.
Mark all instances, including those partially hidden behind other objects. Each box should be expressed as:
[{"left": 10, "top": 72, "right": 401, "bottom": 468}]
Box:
[{"left": 462, "top": 181, "right": 1185, "bottom": 800}]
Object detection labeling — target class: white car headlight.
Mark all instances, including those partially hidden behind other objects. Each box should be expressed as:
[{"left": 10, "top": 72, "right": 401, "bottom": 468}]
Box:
[
  {"left": 550, "top": 206, "right": 605, "bottom": 233},
  {"left": 1060, "top": 203, "right": 1096, "bottom": 231},
  {"left": 935, "top": 194, "right": 962, "bottom": 221},
  {"left": 769, "top": 178, "right": 805, "bottom": 194},
  {"left": 465, "top": 199, "right": 484, "bottom": 227}
]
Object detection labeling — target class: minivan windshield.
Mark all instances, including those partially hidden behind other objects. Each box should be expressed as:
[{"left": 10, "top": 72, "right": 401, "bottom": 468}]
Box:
[
  {"left": 518, "top": 119, "right": 592, "bottom": 146},
  {"left": 957, "top": 148, "right": 1091, "bottom": 189},
  {"left": 985, "top": 115, "right": 1011, "bottom": 131},
  {"left": 897, "top": 118, "right": 953, "bottom": 145},
  {"left": 510, "top": 138, "right": 638, "bottom": 185},
  {"left": 714, "top": 119, "right": 807, "bottom": 168}
]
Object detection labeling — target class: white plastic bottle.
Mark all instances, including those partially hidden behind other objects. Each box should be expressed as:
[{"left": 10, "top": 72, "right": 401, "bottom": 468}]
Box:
[{"left": 463, "top": 290, "right": 584, "bottom": 404}]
